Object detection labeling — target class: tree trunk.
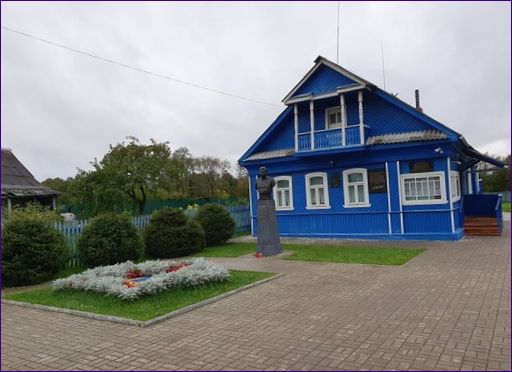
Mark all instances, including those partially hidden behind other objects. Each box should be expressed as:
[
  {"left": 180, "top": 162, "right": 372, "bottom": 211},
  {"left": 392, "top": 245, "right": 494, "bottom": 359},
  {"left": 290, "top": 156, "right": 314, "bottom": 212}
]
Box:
[{"left": 138, "top": 185, "right": 147, "bottom": 215}]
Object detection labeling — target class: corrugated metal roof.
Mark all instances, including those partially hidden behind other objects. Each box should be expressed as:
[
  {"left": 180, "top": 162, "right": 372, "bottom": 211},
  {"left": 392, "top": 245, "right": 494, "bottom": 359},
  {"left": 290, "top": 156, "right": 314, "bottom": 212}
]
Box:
[
  {"left": 245, "top": 148, "right": 294, "bottom": 161},
  {"left": 366, "top": 130, "right": 448, "bottom": 146}
]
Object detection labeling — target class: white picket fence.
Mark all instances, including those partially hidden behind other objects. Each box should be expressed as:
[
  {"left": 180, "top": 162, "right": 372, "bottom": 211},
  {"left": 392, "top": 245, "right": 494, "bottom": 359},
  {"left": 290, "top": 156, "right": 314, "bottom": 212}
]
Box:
[{"left": 55, "top": 206, "right": 250, "bottom": 267}]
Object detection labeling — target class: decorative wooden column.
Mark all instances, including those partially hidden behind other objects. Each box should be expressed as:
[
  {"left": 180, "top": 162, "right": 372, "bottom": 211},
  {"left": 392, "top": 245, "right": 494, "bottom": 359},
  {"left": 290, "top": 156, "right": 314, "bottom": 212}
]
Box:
[
  {"left": 52, "top": 196, "right": 57, "bottom": 210},
  {"left": 7, "top": 197, "right": 12, "bottom": 212},
  {"left": 396, "top": 160, "right": 404, "bottom": 234},
  {"left": 339, "top": 94, "right": 346, "bottom": 146},
  {"left": 358, "top": 90, "right": 365, "bottom": 145},
  {"left": 447, "top": 157, "right": 455, "bottom": 233},
  {"left": 294, "top": 104, "right": 299, "bottom": 152},
  {"left": 310, "top": 100, "right": 315, "bottom": 150},
  {"left": 467, "top": 170, "right": 473, "bottom": 194}
]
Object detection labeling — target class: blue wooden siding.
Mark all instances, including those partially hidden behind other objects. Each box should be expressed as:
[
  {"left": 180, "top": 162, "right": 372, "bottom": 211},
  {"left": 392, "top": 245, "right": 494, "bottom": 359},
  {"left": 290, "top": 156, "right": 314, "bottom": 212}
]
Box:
[
  {"left": 241, "top": 59, "right": 478, "bottom": 241},
  {"left": 257, "top": 111, "right": 295, "bottom": 152},
  {"left": 248, "top": 153, "right": 463, "bottom": 240},
  {"left": 364, "top": 93, "right": 432, "bottom": 136},
  {"left": 292, "top": 64, "right": 357, "bottom": 98}
]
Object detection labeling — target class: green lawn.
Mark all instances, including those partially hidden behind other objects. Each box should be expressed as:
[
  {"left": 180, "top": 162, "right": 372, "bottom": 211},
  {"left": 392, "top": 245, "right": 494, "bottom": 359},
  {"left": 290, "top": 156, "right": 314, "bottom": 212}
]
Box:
[
  {"left": 192, "top": 243, "right": 256, "bottom": 257},
  {"left": 283, "top": 245, "right": 424, "bottom": 265},
  {"left": 194, "top": 242, "right": 424, "bottom": 265},
  {"left": 503, "top": 202, "right": 510, "bottom": 213},
  {"left": 4, "top": 270, "right": 273, "bottom": 321}
]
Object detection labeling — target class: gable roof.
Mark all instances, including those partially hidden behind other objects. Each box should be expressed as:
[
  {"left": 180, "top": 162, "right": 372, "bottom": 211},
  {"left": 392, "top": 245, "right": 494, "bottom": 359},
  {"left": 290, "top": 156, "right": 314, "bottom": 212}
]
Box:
[
  {"left": 1, "top": 149, "right": 59, "bottom": 197},
  {"left": 282, "top": 56, "right": 372, "bottom": 103},
  {"left": 238, "top": 106, "right": 292, "bottom": 163},
  {"left": 240, "top": 56, "right": 503, "bottom": 168}
]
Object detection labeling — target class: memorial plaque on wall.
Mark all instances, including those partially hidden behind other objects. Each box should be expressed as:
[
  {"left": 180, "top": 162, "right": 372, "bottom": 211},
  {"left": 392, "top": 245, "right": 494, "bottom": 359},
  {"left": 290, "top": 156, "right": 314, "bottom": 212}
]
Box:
[
  {"left": 330, "top": 173, "right": 341, "bottom": 188},
  {"left": 368, "top": 170, "right": 387, "bottom": 193},
  {"left": 409, "top": 160, "right": 433, "bottom": 173}
]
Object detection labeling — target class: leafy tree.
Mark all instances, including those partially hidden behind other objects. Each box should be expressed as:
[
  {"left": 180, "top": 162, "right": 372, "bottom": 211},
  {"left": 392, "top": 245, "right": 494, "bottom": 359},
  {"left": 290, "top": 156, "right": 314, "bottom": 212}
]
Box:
[
  {"left": 99, "top": 137, "right": 181, "bottom": 214},
  {"left": 65, "top": 168, "right": 131, "bottom": 218},
  {"left": 193, "top": 156, "right": 231, "bottom": 197},
  {"left": 480, "top": 154, "right": 510, "bottom": 192},
  {"left": 41, "top": 177, "right": 73, "bottom": 207}
]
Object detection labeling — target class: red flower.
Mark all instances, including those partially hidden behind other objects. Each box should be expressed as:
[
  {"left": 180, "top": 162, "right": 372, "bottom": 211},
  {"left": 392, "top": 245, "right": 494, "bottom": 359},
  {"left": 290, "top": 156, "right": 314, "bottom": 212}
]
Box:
[
  {"left": 165, "top": 262, "right": 191, "bottom": 273},
  {"left": 126, "top": 270, "right": 143, "bottom": 279}
]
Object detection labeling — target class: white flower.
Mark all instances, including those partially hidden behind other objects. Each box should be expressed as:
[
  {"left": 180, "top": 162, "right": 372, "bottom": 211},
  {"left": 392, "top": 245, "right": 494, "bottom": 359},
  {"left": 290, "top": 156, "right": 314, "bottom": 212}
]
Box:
[{"left": 52, "top": 258, "right": 229, "bottom": 300}]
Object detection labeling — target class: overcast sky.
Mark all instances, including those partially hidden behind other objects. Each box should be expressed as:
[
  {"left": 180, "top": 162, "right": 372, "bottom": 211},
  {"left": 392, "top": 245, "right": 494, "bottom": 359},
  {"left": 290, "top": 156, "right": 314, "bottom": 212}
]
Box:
[{"left": 1, "top": 1, "right": 510, "bottom": 181}]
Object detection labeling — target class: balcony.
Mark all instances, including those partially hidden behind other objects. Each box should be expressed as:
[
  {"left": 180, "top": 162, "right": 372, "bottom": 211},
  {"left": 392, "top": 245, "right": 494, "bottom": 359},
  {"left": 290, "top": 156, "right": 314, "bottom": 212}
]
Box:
[{"left": 297, "top": 125, "right": 363, "bottom": 152}]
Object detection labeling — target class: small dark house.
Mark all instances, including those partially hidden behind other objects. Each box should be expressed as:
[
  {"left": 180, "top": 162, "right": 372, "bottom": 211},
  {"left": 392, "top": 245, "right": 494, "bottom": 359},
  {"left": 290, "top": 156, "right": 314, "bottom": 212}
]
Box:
[{"left": 1, "top": 148, "right": 59, "bottom": 211}]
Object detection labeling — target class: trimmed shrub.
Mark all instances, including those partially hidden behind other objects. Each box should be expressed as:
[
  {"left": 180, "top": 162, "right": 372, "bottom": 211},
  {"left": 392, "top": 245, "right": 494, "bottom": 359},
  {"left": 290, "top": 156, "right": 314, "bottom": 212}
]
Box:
[
  {"left": 144, "top": 208, "right": 205, "bottom": 258},
  {"left": 78, "top": 213, "right": 142, "bottom": 268},
  {"left": 2, "top": 206, "right": 68, "bottom": 287},
  {"left": 195, "top": 204, "right": 235, "bottom": 246}
]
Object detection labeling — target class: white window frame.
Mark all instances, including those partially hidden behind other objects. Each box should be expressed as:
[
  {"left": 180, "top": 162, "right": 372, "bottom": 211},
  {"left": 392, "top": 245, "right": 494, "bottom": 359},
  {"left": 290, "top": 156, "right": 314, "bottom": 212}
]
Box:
[
  {"left": 273, "top": 176, "right": 294, "bottom": 211},
  {"left": 305, "top": 172, "right": 330, "bottom": 209},
  {"left": 400, "top": 171, "right": 447, "bottom": 205},
  {"left": 450, "top": 171, "right": 461, "bottom": 202},
  {"left": 342, "top": 168, "right": 371, "bottom": 208},
  {"left": 325, "top": 106, "right": 343, "bottom": 129}
]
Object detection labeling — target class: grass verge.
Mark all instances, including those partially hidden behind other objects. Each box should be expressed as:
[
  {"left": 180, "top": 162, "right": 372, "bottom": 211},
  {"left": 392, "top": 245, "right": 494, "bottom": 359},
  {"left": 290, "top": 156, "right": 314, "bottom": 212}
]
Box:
[
  {"left": 4, "top": 270, "right": 273, "bottom": 321},
  {"left": 192, "top": 243, "right": 256, "bottom": 257},
  {"left": 503, "top": 202, "right": 510, "bottom": 213},
  {"left": 282, "top": 245, "right": 424, "bottom": 265},
  {"left": 194, "top": 242, "right": 424, "bottom": 265}
]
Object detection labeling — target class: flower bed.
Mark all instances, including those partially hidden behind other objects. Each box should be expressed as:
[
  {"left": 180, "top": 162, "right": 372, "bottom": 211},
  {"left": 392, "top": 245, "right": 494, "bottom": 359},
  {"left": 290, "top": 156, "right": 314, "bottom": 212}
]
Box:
[{"left": 52, "top": 258, "right": 229, "bottom": 300}]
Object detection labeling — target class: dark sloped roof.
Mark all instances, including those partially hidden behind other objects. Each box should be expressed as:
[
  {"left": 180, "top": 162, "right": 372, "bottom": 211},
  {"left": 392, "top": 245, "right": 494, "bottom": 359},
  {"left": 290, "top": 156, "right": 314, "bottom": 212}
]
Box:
[
  {"left": 245, "top": 148, "right": 295, "bottom": 161},
  {"left": 1, "top": 149, "right": 59, "bottom": 197},
  {"left": 366, "top": 130, "right": 448, "bottom": 145}
]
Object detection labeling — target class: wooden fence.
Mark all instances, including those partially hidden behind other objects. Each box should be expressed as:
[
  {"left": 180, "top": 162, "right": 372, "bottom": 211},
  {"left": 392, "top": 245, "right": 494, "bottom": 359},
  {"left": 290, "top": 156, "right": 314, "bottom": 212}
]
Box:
[{"left": 54, "top": 206, "right": 250, "bottom": 267}]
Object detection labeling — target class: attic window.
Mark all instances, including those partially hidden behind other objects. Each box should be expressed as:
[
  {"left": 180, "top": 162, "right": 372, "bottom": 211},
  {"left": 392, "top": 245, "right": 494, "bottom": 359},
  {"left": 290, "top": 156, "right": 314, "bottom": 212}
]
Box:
[{"left": 325, "top": 106, "right": 343, "bottom": 129}]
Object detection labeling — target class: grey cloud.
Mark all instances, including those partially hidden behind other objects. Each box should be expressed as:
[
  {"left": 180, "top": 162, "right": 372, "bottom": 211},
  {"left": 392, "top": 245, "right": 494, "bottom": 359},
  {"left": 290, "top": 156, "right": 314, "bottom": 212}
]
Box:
[{"left": 1, "top": 1, "right": 510, "bottom": 180}]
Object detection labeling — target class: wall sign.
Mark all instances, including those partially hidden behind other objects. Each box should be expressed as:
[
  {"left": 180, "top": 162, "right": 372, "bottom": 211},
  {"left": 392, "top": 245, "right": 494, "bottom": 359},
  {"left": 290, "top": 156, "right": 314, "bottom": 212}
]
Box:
[
  {"left": 368, "top": 170, "right": 387, "bottom": 193},
  {"left": 409, "top": 160, "right": 433, "bottom": 173},
  {"left": 330, "top": 173, "right": 341, "bottom": 188}
]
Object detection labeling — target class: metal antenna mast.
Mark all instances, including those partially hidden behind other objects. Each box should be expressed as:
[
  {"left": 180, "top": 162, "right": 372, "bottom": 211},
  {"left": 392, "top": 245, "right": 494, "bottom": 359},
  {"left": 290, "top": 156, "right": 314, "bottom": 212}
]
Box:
[
  {"left": 336, "top": 1, "right": 340, "bottom": 64},
  {"left": 381, "top": 40, "right": 387, "bottom": 90}
]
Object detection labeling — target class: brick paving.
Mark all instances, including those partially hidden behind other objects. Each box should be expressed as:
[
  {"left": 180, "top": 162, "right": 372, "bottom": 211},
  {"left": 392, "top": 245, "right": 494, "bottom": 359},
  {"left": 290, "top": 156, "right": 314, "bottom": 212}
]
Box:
[{"left": 2, "top": 226, "right": 510, "bottom": 371}]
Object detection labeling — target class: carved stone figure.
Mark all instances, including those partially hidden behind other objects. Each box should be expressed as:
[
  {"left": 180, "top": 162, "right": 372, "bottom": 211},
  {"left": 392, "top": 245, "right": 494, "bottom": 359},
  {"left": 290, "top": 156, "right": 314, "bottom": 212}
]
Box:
[{"left": 256, "top": 167, "right": 282, "bottom": 256}]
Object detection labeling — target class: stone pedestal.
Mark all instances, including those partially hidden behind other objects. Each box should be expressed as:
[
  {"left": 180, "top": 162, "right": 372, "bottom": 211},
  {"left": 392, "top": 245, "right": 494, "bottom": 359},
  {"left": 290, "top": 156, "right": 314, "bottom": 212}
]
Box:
[{"left": 256, "top": 199, "right": 282, "bottom": 256}]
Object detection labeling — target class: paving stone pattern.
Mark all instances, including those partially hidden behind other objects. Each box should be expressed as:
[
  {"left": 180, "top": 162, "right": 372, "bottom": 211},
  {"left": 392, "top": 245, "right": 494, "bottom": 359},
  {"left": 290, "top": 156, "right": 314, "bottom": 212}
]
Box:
[{"left": 2, "top": 227, "right": 510, "bottom": 371}]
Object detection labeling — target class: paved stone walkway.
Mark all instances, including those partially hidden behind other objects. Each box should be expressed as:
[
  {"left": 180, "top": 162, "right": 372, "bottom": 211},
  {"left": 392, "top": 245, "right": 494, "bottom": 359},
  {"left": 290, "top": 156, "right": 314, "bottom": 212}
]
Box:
[{"left": 2, "top": 227, "right": 510, "bottom": 371}]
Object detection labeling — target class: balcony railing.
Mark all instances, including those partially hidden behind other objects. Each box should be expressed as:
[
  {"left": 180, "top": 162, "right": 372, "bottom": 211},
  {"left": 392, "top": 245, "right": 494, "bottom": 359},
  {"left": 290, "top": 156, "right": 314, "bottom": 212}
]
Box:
[
  {"left": 315, "top": 128, "right": 342, "bottom": 149},
  {"left": 297, "top": 125, "right": 363, "bottom": 152}
]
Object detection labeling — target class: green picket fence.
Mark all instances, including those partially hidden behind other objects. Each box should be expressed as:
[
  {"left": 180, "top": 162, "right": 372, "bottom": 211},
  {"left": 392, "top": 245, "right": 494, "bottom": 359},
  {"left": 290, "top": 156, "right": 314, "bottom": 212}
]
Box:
[{"left": 54, "top": 206, "right": 250, "bottom": 267}]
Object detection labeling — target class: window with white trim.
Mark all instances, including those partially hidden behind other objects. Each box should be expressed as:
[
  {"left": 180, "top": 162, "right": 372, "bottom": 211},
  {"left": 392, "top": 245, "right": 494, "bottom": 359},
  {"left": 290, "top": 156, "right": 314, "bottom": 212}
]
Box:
[
  {"left": 401, "top": 171, "right": 447, "bottom": 205},
  {"left": 325, "top": 106, "right": 343, "bottom": 129},
  {"left": 450, "top": 171, "right": 461, "bottom": 202},
  {"left": 305, "top": 172, "right": 330, "bottom": 209},
  {"left": 343, "top": 168, "right": 370, "bottom": 207},
  {"left": 273, "top": 176, "right": 293, "bottom": 210}
]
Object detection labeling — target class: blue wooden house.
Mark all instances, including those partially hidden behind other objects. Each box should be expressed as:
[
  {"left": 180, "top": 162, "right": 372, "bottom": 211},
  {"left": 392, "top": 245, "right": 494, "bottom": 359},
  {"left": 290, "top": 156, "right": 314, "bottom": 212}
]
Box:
[{"left": 239, "top": 56, "right": 505, "bottom": 240}]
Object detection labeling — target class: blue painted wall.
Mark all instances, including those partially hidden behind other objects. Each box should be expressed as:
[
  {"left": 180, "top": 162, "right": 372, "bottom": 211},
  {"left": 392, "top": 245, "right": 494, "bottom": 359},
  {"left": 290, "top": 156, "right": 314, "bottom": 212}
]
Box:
[
  {"left": 247, "top": 149, "right": 463, "bottom": 240},
  {"left": 241, "top": 61, "right": 471, "bottom": 241},
  {"left": 271, "top": 88, "right": 435, "bottom": 152},
  {"left": 292, "top": 64, "right": 357, "bottom": 98}
]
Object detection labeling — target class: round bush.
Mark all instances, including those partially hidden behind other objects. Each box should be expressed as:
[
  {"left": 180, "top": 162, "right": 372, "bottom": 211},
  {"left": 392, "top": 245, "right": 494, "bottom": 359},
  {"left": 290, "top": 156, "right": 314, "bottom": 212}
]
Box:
[
  {"left": 195, "top": 204, "right": 235, "bottom": 246},
  {"left": 2, "top": 208, "right": 68, "bottom": 287},
  {"left": 144, "top": 208, "right": 205, "bottom": 258},
  {"left": 77, "top": 213, "right": 142, "bottom": 267}
]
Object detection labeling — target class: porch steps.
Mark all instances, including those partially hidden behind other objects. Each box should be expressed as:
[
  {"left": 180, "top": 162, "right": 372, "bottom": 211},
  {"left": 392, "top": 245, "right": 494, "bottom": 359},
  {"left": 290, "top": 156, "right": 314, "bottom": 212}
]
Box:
[{"left": 464, "top": 217, "right": 500, "bottom": 236}]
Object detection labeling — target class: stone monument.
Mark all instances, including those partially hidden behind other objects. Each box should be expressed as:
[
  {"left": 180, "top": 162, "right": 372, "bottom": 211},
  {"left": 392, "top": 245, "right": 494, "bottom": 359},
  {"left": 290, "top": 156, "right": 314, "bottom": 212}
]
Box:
[{"left": 255, "top": 166, "right": 282, "bottom": 256}]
